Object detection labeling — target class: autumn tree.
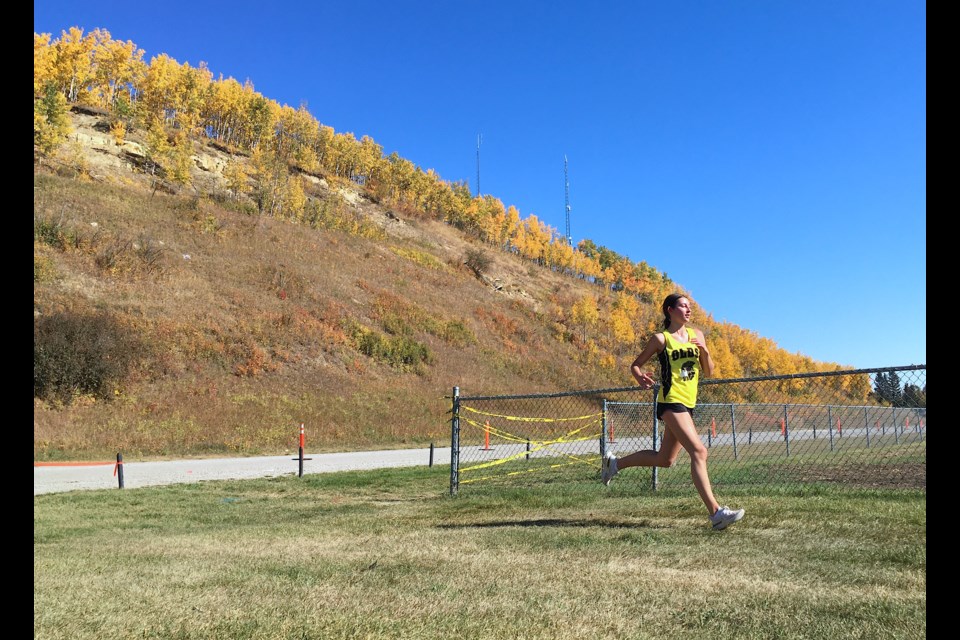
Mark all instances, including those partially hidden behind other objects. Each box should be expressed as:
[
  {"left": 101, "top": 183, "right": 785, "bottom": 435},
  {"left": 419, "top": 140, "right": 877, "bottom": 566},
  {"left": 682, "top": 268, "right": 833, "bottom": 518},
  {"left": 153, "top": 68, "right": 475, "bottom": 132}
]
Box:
[
  {"left": 34, "top": 33, "right": 57, "bottom": 97},
  {"left": 139, "top": 53, "right": 181, "bottom": 125},
  {"left": 250, "top": 145, "right": 284, "bottom": 215},
  {"left": 88, "top": 31, "right": 146, "bottom": 111},
  {"left": 109, "top": 120, "right": 126, "bottom": 145},
  {"left": 283, "top": 175, "right": 307, "bottom": 221},
  {"left": 171, "top": 61, "right": 213, "bottom": 137},
  {"left": 571, "top": 295, "right": 599, "bottom": 343},
  {"left": 50, "top": 27, "right": 96, "bottom": 104},
  {"left": 223, "top": 159, "right": 250, "bottom": 202},
  {"left": 34, "top": 83, "right": 72, "bottom": 161},
  {"left": 166, "top": 131, "right": 195, "bottom": 189}
]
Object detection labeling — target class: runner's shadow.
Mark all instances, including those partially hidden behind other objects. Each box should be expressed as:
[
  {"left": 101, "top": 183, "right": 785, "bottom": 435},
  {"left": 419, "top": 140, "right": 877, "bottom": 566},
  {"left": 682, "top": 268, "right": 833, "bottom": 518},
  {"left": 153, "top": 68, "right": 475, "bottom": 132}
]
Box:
[{"left": 437, "top": 517, "right": 659, "bottom": 529}]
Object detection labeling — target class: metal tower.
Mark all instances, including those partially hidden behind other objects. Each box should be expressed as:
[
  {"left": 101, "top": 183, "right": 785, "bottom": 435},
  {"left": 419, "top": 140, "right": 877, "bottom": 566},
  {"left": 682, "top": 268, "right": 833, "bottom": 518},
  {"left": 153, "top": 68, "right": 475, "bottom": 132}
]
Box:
[{"left": 564, "top": 155, "right": 572, "bottom": 246}]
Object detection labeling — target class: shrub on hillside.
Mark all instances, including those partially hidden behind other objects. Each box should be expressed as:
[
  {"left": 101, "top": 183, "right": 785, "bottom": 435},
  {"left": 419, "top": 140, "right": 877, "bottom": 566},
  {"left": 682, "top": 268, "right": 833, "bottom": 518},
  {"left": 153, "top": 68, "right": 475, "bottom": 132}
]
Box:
[
  {"left": 439, "top": 319, "right": 477, "bottom": 347},
  {"left": 464, "top": 248, "right": 491, "bottom": 276},
  {"left": 34, "top": 311, "right": 141, "bottom": 405},
  {"left": 349, "top": 323, "right": 432, "bottom": 374},
  {"left": 34, "top": 252, "right": 58, "bottom": 283}
]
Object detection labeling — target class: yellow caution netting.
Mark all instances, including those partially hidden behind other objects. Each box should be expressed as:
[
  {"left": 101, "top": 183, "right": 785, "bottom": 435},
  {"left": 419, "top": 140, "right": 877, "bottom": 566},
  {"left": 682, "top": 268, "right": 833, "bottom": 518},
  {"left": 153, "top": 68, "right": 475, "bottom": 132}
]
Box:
[
  {"left": 460, "top": 405, "right": 602, "bottom": 423},
  {"left": 459, "top": 459, "right": 592, "bottom": 485},
  {"left": 457, "top": 405, "right": 604, "bottom": 484}
]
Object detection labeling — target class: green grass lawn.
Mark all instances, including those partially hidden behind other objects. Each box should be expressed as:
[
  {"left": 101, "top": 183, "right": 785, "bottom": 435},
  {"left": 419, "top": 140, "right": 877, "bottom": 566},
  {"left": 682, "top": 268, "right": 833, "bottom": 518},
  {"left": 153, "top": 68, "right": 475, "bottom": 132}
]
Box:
[{"left": 35, "top": 465, "right": 925, "bottom": 639}]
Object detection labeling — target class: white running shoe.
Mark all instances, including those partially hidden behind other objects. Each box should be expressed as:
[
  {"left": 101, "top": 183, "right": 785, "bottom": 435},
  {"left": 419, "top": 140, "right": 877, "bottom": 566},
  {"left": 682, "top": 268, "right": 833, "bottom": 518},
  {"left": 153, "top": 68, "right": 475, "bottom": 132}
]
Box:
[
  {"left": 601, "top": 452, "right": 619, "bottom": 486},
  {"left": 711, "top": 506, "right": 745, "bottom": 530}
]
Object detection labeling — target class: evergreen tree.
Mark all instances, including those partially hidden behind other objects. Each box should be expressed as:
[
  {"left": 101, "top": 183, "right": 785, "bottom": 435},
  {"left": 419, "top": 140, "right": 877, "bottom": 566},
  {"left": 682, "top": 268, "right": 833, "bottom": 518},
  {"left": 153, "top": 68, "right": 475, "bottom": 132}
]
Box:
[
  {"left": 888, "top": 371, "right": 903, "bottom": 406},
  {"left": 875, "top": 371, "right": 906, "bottom": 406},
  {"left": 903, "top": 383, "right": 926, "bottom": 407},
  {"left": 874, "top": 372, "right": 891, "bottom": 404}
]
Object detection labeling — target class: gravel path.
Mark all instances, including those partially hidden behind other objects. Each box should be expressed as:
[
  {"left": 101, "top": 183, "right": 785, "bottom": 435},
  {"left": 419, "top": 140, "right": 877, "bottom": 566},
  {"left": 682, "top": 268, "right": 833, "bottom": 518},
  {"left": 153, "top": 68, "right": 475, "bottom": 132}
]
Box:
[{"left": 34, "top": 447, "right": 452, "bottom": 496}]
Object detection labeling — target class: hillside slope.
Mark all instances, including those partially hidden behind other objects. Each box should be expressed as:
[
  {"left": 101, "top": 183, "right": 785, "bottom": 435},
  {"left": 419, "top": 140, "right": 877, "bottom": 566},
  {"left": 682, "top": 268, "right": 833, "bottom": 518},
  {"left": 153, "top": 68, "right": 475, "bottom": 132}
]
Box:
[{"left": 35, "top": 110, "right": 651, "bottom": 460}]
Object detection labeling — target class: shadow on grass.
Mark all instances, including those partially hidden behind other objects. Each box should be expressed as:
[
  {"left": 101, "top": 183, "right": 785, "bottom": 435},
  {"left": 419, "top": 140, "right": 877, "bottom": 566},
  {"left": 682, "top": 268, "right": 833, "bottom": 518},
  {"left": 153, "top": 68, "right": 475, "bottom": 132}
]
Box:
[{"left": 437, "top": 517, "right": 661, "bottom": 529}]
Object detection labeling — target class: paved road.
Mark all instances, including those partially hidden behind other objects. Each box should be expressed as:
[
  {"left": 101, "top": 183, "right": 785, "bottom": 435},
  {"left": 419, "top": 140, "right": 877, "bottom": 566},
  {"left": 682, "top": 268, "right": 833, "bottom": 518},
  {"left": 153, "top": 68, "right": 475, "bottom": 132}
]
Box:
[
  {"left": 34, "top": 447, "right": 453, "bottom": 496},
  {"left": 35, "top": 425, "right": 923, "bottom": 496}
]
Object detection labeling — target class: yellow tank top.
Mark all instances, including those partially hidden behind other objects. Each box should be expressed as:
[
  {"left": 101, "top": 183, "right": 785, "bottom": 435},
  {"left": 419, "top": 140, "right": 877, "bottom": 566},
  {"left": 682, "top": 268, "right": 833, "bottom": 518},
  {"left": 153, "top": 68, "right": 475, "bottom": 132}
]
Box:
[{"left": 656, "top": 327, "right": 700, "bottom": 408}]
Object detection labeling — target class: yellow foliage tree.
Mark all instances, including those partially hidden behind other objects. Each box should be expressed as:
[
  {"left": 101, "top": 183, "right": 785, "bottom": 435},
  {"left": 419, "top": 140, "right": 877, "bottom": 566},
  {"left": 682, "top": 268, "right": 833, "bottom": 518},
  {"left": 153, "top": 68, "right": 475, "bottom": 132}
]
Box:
[
  {"left": 571, "top": 295, "right": 599, "bottom": 343},
  {"left": 608, "top": 306, "right": 636, "bottom": 355},
  {"left": 144, "top": 116, "right": 171, "bottom": 177},
  {"left": 51, "top": 27, "right": 96, "bottom": 104},
  {"left": 172, "top": 61, "right": 213, "bottom": 137},
  {"left": 284, "top": 175, "right": 307, "bottom": 221},
  {"left": 706, "top": 333, "right": 739, "bottom": 379},
  {"left": 34, "top": 33, "right": 56, "bottom": 97},
  {"left": 223, "top": 159, "right": 250, "bottom": 201},
  {"left": 34, "top": 84, "right": 72, "bottom": 161},
  {"left": 89, "top": 31, "right": 146, "bottom": 110},
  {"left": 167, "top": 131, "right": 194, "bottom": 188},
  {"left": 140, "top": 53, "right": 182, "bottom": 124},
  {"left": 109, "top": 120, "right": 126, "bottom": 145}
]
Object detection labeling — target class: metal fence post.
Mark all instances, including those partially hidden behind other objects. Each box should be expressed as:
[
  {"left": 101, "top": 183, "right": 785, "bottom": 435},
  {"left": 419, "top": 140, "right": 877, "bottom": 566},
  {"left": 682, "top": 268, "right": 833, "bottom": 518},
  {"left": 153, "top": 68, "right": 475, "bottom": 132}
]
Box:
[
  {"left": 864, "top": 407, "right": 870, "bottom": 448},
  {"left": 651, "top": 386, "right": 659, "bottom": 492},
  {"left": 600, "top": 399, "right": 608, "bottom": 460},
  {"left": 893, "top": 407, "right": 899, "bottom": 445},
  {"left": 828, "top": 405, "right": 834, "bottom": 452},
  {"left": 783, "top": 404, "right": 790, "bottom": 457},
  {"left": 116, "top": 452, "right": 124, "bottom": 489},
  {"left": 450, "top": 387, "right": 460, "bottom": 496},
  {"left": 730, "top": 403, "right": 738, "bottom": 461}
]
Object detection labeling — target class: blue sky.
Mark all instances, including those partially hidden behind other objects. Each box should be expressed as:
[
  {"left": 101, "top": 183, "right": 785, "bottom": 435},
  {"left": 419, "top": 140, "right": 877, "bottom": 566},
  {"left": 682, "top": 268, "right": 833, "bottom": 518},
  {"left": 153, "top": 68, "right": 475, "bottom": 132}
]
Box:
[{"left": 35, "top": 1, "right": 926, "bottom": 371}]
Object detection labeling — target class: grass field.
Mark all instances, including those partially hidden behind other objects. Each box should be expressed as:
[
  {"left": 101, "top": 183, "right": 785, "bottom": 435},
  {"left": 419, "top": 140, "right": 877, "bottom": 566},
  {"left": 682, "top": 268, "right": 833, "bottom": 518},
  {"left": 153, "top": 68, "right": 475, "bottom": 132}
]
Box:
[{"left": 34, "top": 465, "right": 925, "bottom": 639}]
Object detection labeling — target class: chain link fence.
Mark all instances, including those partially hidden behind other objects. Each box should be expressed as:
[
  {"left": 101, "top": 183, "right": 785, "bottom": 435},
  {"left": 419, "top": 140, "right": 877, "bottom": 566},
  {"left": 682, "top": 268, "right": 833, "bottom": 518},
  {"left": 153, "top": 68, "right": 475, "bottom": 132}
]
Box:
[{"left": 448, "top": 365, "right": 925, "bottom": 494}]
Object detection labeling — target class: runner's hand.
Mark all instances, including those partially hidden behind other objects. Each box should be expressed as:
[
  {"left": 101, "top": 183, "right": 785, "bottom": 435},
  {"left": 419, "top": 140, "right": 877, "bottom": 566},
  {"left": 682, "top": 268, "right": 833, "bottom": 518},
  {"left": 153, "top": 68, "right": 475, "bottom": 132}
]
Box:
[{"left": 635, "top": 371, "right": 655, "bottom": 390}]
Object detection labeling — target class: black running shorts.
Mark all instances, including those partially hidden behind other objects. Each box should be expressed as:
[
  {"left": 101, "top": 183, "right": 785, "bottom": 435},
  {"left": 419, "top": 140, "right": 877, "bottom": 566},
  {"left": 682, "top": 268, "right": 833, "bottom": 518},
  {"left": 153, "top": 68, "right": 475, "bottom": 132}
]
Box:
[{"left": 656, "top": 402, "right": 695, "bottom": 420}]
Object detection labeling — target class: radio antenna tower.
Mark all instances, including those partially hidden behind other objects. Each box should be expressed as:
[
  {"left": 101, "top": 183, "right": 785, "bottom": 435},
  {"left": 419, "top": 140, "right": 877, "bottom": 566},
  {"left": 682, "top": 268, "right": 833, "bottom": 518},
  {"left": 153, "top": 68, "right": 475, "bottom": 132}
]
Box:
[
  {"left": 564, "top": 155, "right": 572, "bottom": 246},
  {"left": 476, "top": 134, "right": 482, "bottom": 197}
]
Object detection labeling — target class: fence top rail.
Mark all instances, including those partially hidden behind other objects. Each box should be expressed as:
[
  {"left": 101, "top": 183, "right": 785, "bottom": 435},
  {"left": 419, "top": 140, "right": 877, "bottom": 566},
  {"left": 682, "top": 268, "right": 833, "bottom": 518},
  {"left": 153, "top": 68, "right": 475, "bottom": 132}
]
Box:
[
  {"left": 605, "top": 401, "right": 926, "bottom": 410},
  {"left": 452, "top": 364, "right": 925, "bottom": 402},
  {"left": 698, "top": 364, "right": 925, "bottom": 386},
  {"left": 455, "top": 385, "right": 643, "bottom": 402}
]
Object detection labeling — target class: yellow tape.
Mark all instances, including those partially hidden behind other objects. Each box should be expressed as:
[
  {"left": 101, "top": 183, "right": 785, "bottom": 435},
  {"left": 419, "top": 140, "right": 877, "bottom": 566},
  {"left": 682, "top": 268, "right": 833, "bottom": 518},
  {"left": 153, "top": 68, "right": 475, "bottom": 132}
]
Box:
[
  {"left": 464, "top": 417, "right": 601, "bottom": 444},
  {"left": 457, "top": 410, "right": 604, "bottom": 484},
  {"left": 460, "top": 433, "right": 602, "bottom": 472},
  {"left": 463, "top": 418, "right": 601, "bottom": 447},
  {"left": 460, "top": 405, "right": 602, "bottom": 422},
  {"left": 460, "top": 459, "right": 592, "bottom": 484},
  {"left": 461, "top": 417, "right": 531, "bottom": 444}
]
